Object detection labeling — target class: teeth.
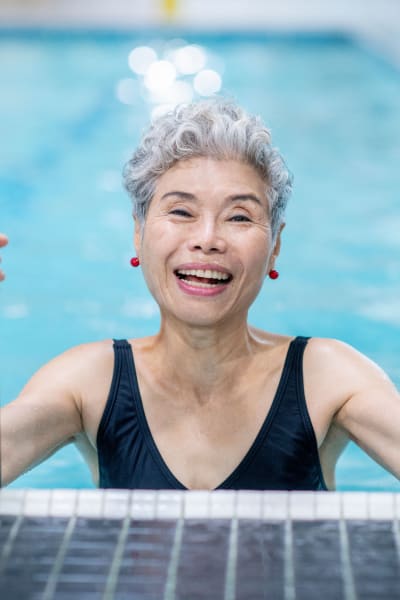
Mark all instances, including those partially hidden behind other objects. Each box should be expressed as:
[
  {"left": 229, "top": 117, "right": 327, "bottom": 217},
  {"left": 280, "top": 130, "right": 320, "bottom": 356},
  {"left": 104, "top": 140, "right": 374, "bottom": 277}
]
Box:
[
  {"left": 180, "top": 279, "right": 220, "bottom": 288},
  {"left": 177, "top": 269, "right": 230, "bottom": 280}
]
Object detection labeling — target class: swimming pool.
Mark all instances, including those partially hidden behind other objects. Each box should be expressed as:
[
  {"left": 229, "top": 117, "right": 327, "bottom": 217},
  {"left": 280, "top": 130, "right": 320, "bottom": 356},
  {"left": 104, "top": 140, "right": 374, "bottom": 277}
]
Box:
[{"left": 1, "top": 30, "right": 399, "bottom": 491}]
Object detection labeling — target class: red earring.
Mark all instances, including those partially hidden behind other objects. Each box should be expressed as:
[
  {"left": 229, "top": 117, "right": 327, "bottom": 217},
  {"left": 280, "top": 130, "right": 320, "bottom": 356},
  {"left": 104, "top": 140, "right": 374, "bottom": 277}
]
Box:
[
  {"left": 130, "top": 257, "right": 140, "bottom": 267},
  {"left": 269, "top": 269, "right": 279, "bottom": 280}
]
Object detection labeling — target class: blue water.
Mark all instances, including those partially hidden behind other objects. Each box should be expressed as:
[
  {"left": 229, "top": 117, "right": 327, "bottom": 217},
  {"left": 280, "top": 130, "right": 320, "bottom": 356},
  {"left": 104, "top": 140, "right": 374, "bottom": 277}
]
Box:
[{"left": 1, "top": 30, "right": 399, "bottom": 490}]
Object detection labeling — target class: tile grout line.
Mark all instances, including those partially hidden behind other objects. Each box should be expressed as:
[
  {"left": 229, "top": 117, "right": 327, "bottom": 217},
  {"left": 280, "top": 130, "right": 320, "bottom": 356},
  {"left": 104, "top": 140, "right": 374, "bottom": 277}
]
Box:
[
  {"left": 284, "top": 518, "right": 295, "bottom": 600},
  {"left": 0, "top": 514, "right": 24, "bottom": 576},
  {"left": 224, "top": 517, "right": 239, "bottom": 600},
  {"left": 339, "top": 518, "right": 357, "bottom": 600},
  {"left": 41, "top": 515, "right": 77, "bottom": 600},
  {"left": 102, "top": 515, "right": 131, "bottom": 600},
  {"left": 393, "top": 515, "right": 400, "bottom": 567},
  {"left": 0, "top": 490, "right": 26, "bottom": 577},
  {"left": 164, "top": 517, "right": 185, "bottom": 600}
]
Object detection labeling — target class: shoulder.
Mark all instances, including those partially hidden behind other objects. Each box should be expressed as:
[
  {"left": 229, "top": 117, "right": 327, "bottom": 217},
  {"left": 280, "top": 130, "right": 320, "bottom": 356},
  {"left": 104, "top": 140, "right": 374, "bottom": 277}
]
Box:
[
  {"left": 40, "top": 339, "right": 116, "bottom": 374},
  {"left": 305, "top": 337, "right": 386, "bottom": 377},
  {"left": 303, "top": 337, "right": 392, "bottom": 408},
  {"left": 24, "top": 339, "right": 118, "bottom": 408}
]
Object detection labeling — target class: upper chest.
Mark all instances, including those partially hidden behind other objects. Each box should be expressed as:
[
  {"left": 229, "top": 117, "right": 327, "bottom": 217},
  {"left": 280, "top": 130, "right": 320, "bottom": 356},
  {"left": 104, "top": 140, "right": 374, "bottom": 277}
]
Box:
[
  {"left": 137, "top": 358, "right": 283, "bottom": 450},
  {"left": 82, "top": 337, "right": 343, "bottom": 456}
]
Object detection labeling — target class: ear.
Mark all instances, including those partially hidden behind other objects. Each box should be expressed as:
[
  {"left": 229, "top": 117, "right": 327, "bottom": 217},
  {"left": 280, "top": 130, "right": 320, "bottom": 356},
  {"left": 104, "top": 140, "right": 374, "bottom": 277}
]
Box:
[
  {"left": 134, "top": 216, "right": 142, "bottom": 256},
  {"left": 267, "top": 222, "right": 285, "bottom": 273}
]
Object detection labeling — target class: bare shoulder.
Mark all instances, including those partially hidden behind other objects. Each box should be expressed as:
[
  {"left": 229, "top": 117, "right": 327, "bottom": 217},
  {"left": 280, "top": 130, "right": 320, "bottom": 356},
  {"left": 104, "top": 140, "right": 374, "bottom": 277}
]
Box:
[
  {"left": 56, "top": 339, "right": 117, "bottom": 407},
  {"left": 25, "top": 339, "right": 114, "bottom": 391},
  {"left": 304, "top": 336, "right": 394, "bottom": 411},
  {"left": 305, "top": 337, "right": 390, "bottom": 381},
  {"left": 16, "top": 339, "right": 117, "bottom": 426}
]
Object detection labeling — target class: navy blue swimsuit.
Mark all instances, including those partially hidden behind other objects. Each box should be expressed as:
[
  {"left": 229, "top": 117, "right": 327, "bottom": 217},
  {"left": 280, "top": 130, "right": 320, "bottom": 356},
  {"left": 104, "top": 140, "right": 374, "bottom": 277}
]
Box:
[{"left": 97, "top": 336, "right": 327, "bottom": 490}]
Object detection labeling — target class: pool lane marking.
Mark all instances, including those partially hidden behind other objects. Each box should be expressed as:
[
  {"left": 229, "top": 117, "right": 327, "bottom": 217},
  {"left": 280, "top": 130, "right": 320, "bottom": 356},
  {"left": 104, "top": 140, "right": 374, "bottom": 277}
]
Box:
[
  {"left": 164, "top": 517, "right": 184, "bottom": 600},
  {"left": 42, "top": 515, "right": 77, "bottom": 600},
  {"left": 102, "top": 515, "right": 131, "bottom": 600},
  {"left": 0, "top": 514, "right": 23, "bottom": 576},
  {"left": 339, "top": 518, "right": 357, "bottom": 600},
  {"left": 284, "top": 518, "right": 295, "bottom": 600},
  {"left": 224, "top": 517, "right": 239, "bottom": 600}
]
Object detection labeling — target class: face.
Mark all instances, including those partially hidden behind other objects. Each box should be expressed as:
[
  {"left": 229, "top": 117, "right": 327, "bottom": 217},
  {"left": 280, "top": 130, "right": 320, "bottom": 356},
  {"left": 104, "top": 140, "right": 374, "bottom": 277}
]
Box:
[{"left": 135, "top": 157, "right": 283, "bottom": 328}]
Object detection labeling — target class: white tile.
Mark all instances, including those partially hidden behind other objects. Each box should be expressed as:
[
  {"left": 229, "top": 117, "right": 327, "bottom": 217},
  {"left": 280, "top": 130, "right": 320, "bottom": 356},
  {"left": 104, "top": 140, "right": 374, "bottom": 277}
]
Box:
[
  {"left": 395, "top": 494, "right": 400, "bottom": 519},
  {"left": 209, "top": 490, "right": 236, "bottom": 518},
  {"left": 130, "top": 490, "right": 157, "bottom": 520},
  {"left": 156, "top": 491, "right": 183, "bottom": 519},
  {"left": 289, "top": 492, "right": 316, "bottom": 520},
  {"left": 103, "top": 490, "right": 130, "bottom": 519},
  {"left": 367, "top": 493, "right": 395, "bottom": 520},
  {"left": 23, "top": 489, "right": 51, "bottom": 517},
  {"left": 49, "top": 490, "right": 78, "bottom": 517},
  {"left": 262, "top": 492, "right": 289, "bottom": 520},
  {"left": 236, "top": 491, "right": 263, "bottom": 519},
  {"left": 315, "top": 492, "right": 341, "bottom": 519},
  {"left": 184, "top": 491, "right": 211, "bottom": 518},
  {"left": 0, "top": 490, "right": 26, "bottom": 515},
  {"left": 342, "top": 492, "right": 368, "bottom": 519},
  {"left": 76, "top": 490, "right": 103, "bottom": 518}
]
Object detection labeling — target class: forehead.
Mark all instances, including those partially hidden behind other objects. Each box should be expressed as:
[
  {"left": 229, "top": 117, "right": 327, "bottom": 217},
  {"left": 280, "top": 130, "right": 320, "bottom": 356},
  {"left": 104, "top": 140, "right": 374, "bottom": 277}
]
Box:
[{"left": 153, "top": 157, "right": 267, "bottom": 199}]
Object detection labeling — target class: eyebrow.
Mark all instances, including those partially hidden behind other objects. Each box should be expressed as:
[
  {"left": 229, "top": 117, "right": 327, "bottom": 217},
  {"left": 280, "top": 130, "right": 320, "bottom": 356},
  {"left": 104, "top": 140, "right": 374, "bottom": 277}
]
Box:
[{"left": 160, "top": 191, "right": 263, "bottom": 206}]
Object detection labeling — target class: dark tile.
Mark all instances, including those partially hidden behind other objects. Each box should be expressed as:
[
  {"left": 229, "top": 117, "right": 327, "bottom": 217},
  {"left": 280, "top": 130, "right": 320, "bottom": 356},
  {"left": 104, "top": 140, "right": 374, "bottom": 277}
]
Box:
[
  {"left": 293, "top": 520, "right": 344, "bottom": 600},
  {"left": 348, "top": 521, "right": 400, "bottom": 599},
  {"left": 175, "top": 519, "right": 231, "bottom": 600},
  {"left": 236, "top": 520, "right": 285, "bottom": 600},
  {"left": 114, "top": 519, "right": 176, "bottom": 597},
  {"left": 1, "top": 513, "right": 399, "bottom": 600},
  {"left": 0, "top": 515, "right": 17, "bottom": 544},
  {"left": 0, "top": 516, "right": 68, "bottom": 598}
]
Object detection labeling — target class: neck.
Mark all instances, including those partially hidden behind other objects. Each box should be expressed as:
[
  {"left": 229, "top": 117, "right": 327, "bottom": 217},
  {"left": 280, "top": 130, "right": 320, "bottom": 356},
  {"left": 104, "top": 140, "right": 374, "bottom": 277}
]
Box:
[{"left": 153, "top": 315, "right": 258, "bottom": 398}]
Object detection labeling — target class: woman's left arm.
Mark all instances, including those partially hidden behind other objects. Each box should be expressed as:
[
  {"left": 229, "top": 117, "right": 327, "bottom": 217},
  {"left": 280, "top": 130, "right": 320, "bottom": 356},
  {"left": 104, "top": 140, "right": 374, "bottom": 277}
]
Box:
[{"left": 327, "top": 340, "right": 400, "bottom": 479}]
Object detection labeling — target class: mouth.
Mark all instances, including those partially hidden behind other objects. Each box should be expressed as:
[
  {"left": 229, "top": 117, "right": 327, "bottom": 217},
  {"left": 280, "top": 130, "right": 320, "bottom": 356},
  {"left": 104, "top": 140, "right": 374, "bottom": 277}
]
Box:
[{"left": 174, "top": 268, "right": 233, "bottom": 289}]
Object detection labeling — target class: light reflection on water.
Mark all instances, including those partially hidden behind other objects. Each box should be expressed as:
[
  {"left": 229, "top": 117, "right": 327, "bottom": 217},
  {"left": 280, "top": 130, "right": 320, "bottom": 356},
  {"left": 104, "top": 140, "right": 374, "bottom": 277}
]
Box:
[{"left": 0, "top": 31, "right": 399, "bottom": 490}]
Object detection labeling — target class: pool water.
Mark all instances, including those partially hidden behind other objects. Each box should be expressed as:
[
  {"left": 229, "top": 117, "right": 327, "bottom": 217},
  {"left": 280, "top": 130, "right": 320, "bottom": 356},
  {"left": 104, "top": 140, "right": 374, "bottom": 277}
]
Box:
[{"left": 1, "top": 30, "right": 399, "bottom": 491}]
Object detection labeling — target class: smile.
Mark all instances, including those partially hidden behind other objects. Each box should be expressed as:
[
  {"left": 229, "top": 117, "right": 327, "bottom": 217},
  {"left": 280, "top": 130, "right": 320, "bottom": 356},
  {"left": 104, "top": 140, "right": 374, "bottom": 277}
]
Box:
[
  {"left": 175, "top": 268, "right": 232, "bottom": 288},
  {"left": 174, "top": 267, "right": 233, "bottom": 297}
]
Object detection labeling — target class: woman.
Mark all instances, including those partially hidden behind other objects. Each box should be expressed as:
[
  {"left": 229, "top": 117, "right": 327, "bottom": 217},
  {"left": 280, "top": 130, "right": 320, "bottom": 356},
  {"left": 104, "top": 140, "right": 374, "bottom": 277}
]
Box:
[{"left": 1, "top": 99, "right": 399, "bottom": 490}]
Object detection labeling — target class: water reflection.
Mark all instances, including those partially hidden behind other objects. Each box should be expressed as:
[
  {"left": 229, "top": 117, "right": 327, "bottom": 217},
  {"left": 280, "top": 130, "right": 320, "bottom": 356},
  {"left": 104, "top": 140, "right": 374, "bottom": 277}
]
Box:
[
  {"left": 144, "top": 60, "right": 177, "bottom": 93},
  {"left": 128, "top": 46, "right": 158, "bottom": 75},
  {"left": 170, "top": 44, "right": 207, "bottom": 74},
  {"left": 194, "top": 69, "right": 222, "bottom": 95},
  {"left": 117, "top": 40, "right": 224, "bottom": 114}
]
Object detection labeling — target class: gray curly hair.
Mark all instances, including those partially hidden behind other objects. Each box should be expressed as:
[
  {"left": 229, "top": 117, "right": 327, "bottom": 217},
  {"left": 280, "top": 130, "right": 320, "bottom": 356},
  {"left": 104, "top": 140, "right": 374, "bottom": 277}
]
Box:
[{"left": 123, "top": 98, "right": 293, "bottom": 242}]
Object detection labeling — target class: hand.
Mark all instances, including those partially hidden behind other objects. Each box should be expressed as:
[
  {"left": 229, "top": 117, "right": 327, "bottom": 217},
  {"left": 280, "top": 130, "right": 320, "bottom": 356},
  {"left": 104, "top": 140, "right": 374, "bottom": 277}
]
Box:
[{"left": 0, "top": 233, "right": 8, "bottom": 281}]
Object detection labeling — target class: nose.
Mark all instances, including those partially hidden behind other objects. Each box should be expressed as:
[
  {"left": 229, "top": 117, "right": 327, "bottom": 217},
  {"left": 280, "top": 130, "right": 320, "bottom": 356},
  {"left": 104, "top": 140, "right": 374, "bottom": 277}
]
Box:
[{"left": 187, "top": 217, "right": 227, "bottom": 254}]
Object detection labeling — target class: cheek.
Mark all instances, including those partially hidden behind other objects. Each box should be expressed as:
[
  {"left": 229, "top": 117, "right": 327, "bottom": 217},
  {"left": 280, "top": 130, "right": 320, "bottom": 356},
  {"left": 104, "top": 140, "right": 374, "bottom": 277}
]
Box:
[
  {"left": 241, "top": 233, "right": 270, "bottom": 269},
  {"left": 139, "top": 224, "right": 177, "bottom": 289}
]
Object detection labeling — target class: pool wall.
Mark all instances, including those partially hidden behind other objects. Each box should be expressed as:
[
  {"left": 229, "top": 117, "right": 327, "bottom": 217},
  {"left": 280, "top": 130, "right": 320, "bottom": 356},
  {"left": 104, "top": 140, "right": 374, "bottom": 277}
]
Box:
[{"left": 0, "top": 0, "right": 399, "bottom": 62}]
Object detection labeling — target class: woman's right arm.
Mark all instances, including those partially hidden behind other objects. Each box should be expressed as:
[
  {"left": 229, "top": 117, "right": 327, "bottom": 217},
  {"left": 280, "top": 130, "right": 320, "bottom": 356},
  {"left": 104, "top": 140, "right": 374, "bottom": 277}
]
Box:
[
  {"left": 0, "top": 350, "right": 84, "bottom": 487},
  {"left": 0, "top": 233, "right": 8, "bottom": 281},
  {"left": 0, "top": 233, "right": 87, "bottom": 486}
]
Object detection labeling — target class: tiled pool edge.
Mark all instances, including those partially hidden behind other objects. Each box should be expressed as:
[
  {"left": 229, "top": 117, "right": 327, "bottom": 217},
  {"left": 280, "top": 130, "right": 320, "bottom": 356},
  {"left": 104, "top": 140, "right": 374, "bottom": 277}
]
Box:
[{"left": 1, "top": 489, "right": 399, "bottom": 520}]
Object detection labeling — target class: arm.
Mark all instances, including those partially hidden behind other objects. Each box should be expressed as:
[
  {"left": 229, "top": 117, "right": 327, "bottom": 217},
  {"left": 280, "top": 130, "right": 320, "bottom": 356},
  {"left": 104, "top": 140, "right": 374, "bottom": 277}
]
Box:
[
  {"left": 0, "top": 349, "right": 84, "bottom": 486},
  {"left": 312, "top": 338, "right": 400, "bottom": 480}
]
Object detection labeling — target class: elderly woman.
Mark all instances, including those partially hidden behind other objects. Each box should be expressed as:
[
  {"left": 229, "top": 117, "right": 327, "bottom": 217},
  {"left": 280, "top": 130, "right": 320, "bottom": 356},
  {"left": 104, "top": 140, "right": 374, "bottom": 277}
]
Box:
[{"left": 1, "top": 99, "right": 399, "bottom": 491}]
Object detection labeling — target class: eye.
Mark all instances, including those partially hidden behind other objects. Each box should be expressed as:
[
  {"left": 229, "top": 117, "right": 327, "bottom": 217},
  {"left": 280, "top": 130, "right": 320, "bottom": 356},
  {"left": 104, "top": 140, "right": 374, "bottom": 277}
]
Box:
[
  {"left": 169, "top": 208, "right": 192, "bottom": 217},
  {"left": 229, "top": 214, "right": 252, "bottom": 222}
]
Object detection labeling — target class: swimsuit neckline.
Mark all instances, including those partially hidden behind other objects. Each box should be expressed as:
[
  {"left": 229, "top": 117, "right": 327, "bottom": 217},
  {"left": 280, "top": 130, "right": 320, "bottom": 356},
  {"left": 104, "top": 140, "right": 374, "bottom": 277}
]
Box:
[{"left": 124, "top": 337, "right": 297, "bottom": 491}]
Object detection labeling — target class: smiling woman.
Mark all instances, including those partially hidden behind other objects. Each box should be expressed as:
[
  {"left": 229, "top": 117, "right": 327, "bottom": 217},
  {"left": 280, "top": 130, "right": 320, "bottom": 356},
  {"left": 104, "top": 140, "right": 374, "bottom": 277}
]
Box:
[
  {"left": 1, "top": 98, "right": 399, "bottom": 492},
  {"left": 134, "top": 157, "right": 277, "bottom": 326}
]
